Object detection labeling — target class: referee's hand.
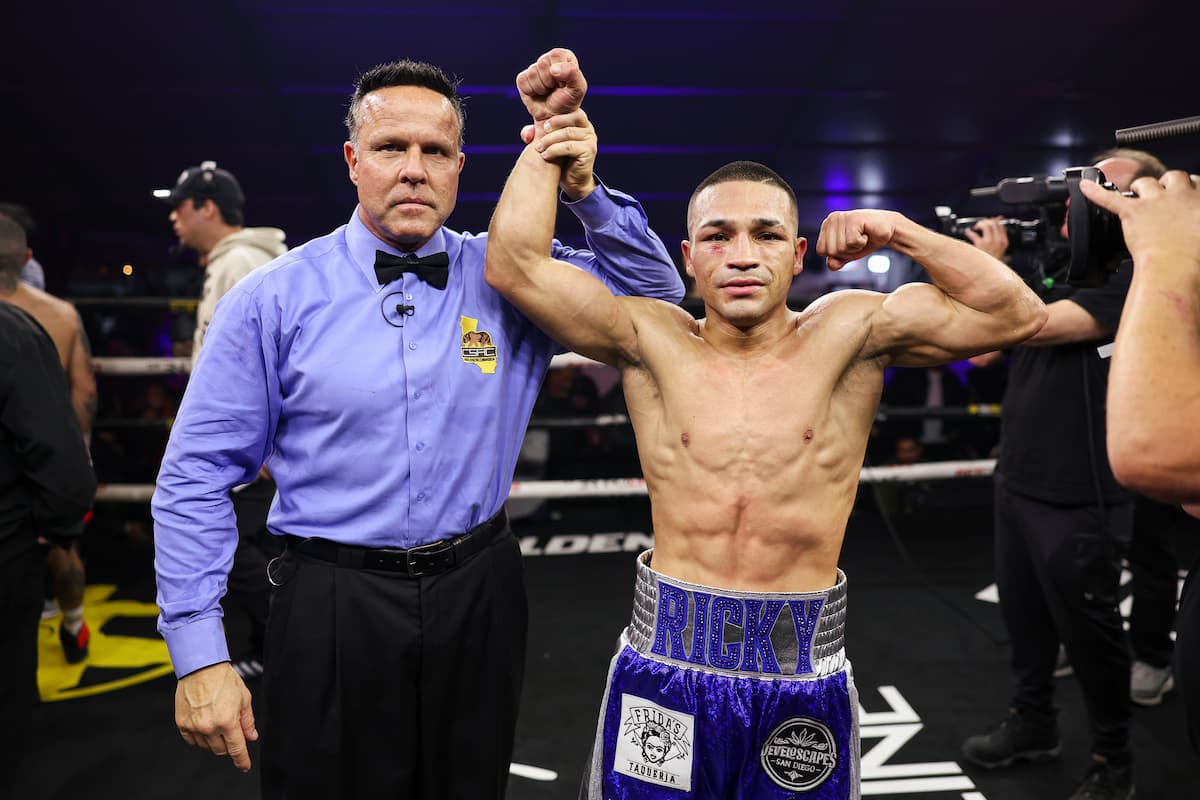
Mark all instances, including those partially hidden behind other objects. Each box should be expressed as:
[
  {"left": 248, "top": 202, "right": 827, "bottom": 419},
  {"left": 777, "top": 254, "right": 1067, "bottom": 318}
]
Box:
[{"left": 175, "top": 661, "right": 258, "bottom": 772}]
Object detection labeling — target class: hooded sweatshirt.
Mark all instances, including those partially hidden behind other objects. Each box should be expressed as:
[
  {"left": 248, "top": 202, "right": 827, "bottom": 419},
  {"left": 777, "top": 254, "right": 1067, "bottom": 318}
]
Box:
[{"left": 194, "top": 227, "right": 287, "bottom": 361}]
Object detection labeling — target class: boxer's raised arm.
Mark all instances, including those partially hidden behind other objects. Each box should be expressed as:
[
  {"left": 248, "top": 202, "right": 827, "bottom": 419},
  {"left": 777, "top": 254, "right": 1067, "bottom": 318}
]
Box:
[{"left": 486, "top": 126, "right": 641, "bottom": 367}]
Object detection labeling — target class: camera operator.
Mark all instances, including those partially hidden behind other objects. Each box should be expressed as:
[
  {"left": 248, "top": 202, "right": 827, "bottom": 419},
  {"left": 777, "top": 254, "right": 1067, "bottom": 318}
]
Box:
[
  {"left": 1083, "top": 168, "right": 1200, "bottom": 751},
  {"left": 962, "top": 149, "right": 1167, "bottom": 800}
]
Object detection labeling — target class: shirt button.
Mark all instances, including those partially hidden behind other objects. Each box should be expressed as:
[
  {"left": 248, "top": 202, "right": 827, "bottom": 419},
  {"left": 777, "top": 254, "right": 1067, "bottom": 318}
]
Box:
[
  {"left": 415, "top": 442, "right": 425, "bottom": 451},
  {"left": 413, "top": 390, "right": 422, "bottom": 399},
  {"left": 406, "top": 294, "right": 413, "bottom": 300},
  {"left": 408, "top": 342, "right": 417, "bottom": 351},
  {"left": 416, "top": 492, "right": 426, "bottom": 502}
]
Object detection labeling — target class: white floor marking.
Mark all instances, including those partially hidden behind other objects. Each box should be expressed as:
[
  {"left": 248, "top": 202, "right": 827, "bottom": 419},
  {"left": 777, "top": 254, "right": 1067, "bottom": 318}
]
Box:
[{"left": 509, "top": 763, "right": 558, "bottom": 781}]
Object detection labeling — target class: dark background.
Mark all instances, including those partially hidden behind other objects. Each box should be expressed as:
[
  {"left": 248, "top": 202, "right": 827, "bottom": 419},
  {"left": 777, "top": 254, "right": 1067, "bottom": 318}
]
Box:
[{"left": 5, "top": 0, "right": 1199, "bottom": 300}]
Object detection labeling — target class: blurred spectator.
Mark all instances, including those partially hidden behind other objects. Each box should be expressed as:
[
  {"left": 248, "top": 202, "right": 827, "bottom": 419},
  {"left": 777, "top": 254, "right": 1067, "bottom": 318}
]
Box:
[
  {"left": 878, "top": 364, "right": 969, "bottom": 462},
  {"left": 0, "top": 212, "right": 96, "bottom": 663},
  {"left": 597, "top": 380, "right": 641, "bottom": 478},
  {"left": 0, "top": 301, "right": 95, "bottom": 798},
  {"left": 533, "top": 365, "right": 604, "bottom": 479},
  {"left": 965, "top": 350, "right": 1007, "bottom": 458},
  {"left": 0, "top": 203, "right": 45, "bottom": 291},
  {"left": 138, "top": 382, "right": 176, "bottom": 422}
]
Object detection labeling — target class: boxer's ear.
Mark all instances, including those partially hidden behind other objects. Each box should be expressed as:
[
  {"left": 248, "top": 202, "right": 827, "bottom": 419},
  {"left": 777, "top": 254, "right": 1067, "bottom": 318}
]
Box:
[{"left": 793, "top": 237, "right": 808, "bottom": 276}]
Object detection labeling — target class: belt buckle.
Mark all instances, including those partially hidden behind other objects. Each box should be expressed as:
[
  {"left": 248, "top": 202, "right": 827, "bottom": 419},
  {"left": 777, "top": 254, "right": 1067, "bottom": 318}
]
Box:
[{"left": 406, "top": 538, "right": 455, "bottom": 576}]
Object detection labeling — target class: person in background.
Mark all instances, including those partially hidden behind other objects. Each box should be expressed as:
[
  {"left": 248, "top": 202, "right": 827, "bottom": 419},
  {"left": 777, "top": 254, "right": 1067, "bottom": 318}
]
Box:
[
  {"left": 154, "top": 161, "right": 288, "bottom": 680},
  {"left": 879, "top": 364, "right": 970, "bottom": 462},
  {"left": 0, "top": 203, "right": 45, "bottom": 290},
  {"left": 0, "top": 230, "right": 96, "bottom": 799},
  {"left": 962, "top": 149, "right": 1167, "bottom": 800},
  {"left": 0, "top": 212, "right": 96, "bottom": 663}
]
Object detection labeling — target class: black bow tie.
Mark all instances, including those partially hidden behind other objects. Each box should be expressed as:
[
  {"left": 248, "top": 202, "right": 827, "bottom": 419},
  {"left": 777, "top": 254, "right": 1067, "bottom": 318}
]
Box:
[{"left": 374, "top": 250, "right": 450, "bottom": 290}]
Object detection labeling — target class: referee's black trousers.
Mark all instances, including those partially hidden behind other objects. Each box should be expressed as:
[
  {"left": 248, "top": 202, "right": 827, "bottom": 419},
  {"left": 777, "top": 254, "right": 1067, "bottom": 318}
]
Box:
[
  {"left": 260, "top": 527, "right": 528, "bottom": 799},
  {"left": 993, "top": 475, "right": 1133, "bottom": 760}
]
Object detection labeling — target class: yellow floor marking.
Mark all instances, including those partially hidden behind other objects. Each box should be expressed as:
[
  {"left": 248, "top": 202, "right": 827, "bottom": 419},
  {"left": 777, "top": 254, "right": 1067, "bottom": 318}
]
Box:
[{"left": 37, "top": 584, "right": 173, "bottom": 702}]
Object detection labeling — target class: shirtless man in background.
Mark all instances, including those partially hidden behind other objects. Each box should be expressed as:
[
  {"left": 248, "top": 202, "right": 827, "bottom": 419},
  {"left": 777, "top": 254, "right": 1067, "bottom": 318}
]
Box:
[
  {"left": 485, "top": 81, "right": 1046, "bottom": 798},
  {"left": 0, "top": 213, "right": 96, "bottom": 663}
]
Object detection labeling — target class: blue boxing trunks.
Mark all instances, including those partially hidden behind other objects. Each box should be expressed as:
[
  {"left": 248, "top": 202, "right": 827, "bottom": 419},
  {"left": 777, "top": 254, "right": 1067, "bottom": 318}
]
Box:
[{"left": 581, "top": 551, "right": 859, "bottom": 800}]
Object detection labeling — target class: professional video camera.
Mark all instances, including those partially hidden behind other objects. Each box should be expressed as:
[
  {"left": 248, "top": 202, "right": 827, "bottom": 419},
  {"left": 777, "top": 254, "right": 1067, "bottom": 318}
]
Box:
[
  {"left": 935, "top": 176, "right": 1071, "bottom": 291},
  {"left": 939, "top": 114, "right": 1200, "bottom": 288},
  {"left": 934, "top": 208, "right": 1045, "bottom": 250}
]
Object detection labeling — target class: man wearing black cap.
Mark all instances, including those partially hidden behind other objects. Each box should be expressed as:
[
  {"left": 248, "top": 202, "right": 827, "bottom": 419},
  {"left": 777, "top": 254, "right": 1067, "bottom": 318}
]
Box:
[
  {"left": 155, "top": 162, "right": 287, "bottom": 680},
  {"left": 155, "top": 161, "right": 288, "bottom": 360}
]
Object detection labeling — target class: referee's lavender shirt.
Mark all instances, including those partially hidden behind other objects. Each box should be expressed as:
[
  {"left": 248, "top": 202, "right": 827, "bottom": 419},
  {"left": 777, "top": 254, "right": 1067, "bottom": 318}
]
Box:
[{"left": 153, "top": 186, "right": 683, "bottom": 678}]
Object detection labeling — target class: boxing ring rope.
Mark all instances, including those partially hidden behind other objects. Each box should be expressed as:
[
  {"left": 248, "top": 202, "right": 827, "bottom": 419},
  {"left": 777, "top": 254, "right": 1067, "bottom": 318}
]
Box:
[
  {"left": 92, "top": 352, "right": 601, "bottom": 375},
  {"left": 92, "top": 406, "right": 1001, "bottom": 433},
  {"left": 90, "top": 354, "right": 1001, "bottom": 503},
  {"left": 93, "top": 460, "right": 997, "bottom": 504},
  {"left": 72, "top": 297, "right": 199, "bottom": 310},
  {"left": 92, "top": 356, "right": 1000, "bottom": 427}
]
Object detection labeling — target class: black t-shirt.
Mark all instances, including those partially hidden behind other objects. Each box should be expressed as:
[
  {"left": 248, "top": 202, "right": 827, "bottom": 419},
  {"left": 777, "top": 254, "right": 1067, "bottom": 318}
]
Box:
[{"left": 997, "top": 261, "right": 1134, "bottom": 505}]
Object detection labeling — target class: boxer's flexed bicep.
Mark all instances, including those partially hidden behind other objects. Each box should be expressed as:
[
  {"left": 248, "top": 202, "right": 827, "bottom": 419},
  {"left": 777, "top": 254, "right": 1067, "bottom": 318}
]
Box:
[
  {"left": 816, "top": 210, "right": 961, "bottom": 364},
  {"left": 865, "top": 282, "right": 984, "bottom": 365},
  {"left": 818, "top": 209, "right": 1045, "bottom": 365}
]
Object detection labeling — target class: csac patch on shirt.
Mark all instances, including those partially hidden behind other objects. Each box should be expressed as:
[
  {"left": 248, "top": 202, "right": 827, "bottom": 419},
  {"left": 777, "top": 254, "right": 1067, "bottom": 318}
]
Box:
[
  {"left": 614, "top": 693, "right": 694, "bottom": 791},
  {"left": 460, "top": 315, "right": 498, "bottom": 374}
]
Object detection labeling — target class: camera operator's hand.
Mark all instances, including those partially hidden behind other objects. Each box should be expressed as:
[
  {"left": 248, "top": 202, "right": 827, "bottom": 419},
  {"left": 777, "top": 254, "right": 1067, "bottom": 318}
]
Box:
[
  {"left": 964, "top": 217, "right": 1009, "bottom": 261},
  {"left": 1079, "top": 171, "right": 1200, "bottom": 270}
]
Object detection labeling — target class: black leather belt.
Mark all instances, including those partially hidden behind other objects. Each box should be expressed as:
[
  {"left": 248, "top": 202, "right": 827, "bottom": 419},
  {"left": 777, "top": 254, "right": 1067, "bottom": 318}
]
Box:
[{"left": 284, "top": 509, "right": 508, "bottom": 577}]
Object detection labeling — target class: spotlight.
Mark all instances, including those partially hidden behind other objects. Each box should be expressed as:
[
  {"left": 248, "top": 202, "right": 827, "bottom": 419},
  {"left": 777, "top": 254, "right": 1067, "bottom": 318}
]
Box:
[{"left": 867, "top": 255, "right": 891, "bottom": 274}]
